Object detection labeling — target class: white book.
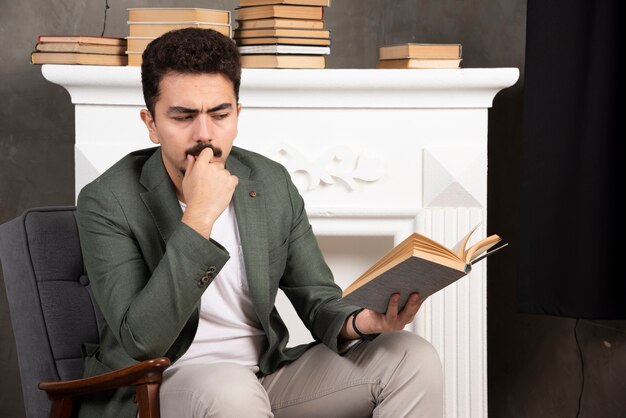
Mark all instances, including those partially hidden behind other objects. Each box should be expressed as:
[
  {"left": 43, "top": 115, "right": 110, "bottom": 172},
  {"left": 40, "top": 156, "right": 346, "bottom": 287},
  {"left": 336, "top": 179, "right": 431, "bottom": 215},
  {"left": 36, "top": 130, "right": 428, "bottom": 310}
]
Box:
[{"left": 238, "top": 44, "right": 330, "bottom": 55}]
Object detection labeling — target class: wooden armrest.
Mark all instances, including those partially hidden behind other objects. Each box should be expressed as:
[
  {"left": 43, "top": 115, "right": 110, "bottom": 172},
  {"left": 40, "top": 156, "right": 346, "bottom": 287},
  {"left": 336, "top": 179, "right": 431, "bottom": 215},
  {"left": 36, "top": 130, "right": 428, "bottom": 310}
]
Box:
[{"left": 39, "top": 357, "right": 171, "bottom": 399}]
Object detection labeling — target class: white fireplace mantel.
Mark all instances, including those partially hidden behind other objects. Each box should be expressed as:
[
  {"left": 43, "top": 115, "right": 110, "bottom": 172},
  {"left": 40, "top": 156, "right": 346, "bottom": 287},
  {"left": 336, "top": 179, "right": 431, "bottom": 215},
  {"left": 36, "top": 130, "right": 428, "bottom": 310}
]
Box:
[{"left": 43, "top": 65, "right": 518, "bottom": 418}]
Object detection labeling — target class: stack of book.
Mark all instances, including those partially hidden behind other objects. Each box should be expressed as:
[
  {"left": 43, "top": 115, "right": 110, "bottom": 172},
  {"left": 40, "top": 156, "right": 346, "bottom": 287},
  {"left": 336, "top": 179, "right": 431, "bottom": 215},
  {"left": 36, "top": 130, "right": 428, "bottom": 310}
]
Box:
[
  {"left": 126, "top": 8, "right": 232, "bottom": 66},
  {"left": 30, "top": 36, "right": 127, "bottom": 66},
  {"left": 376, "top": 43, "right": 462, "bottom": 69},
  {"left": 234, "top": 0, "right": 331, "bottom": 69}
]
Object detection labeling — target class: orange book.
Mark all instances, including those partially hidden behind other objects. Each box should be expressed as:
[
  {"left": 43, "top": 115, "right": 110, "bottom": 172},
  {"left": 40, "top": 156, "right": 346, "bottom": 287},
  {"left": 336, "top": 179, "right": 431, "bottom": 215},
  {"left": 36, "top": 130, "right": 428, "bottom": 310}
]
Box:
[{"left": 37, "top": 35, "right": 126, "bottom": 46}]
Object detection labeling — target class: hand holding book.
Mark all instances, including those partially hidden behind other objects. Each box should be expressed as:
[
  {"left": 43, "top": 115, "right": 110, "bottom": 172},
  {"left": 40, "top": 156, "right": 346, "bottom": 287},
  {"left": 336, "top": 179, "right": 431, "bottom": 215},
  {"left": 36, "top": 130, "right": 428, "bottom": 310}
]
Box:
[{"left": 341, "top": 292, "right": 424, "bottom": 341}]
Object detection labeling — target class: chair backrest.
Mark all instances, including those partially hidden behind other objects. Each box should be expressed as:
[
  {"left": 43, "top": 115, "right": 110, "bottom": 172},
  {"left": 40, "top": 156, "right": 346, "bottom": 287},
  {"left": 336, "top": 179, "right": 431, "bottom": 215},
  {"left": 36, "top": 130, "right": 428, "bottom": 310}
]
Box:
[{"left": 0, "top": 206, "right": 101, "bottom": 418}]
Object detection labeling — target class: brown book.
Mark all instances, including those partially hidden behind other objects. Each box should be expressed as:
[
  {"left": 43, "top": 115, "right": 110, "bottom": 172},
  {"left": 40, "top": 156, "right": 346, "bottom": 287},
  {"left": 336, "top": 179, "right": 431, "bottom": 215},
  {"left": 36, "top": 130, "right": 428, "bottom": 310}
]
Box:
[
  {"left": 126, "top": 37, "right": 156, "bottom": 53},
  {"left": 236, "top": 18, "right": 324, "bottom": 30},
  {"left": 35, "top": 42, "right": 125, "bottom": 55},
  {"left": 234, "top": 28, "right": 329, "bottom": 39},
  {"left": 127, "top": 53, "right": 142, "bottom": 66},
  {"left": 379, "top": 43, "right": 462, "bottom": 60},
  {"left": 128, "top": 22, "right": 232, "bottom": 38},
  {"left": 239, "top": 0, "right": 330, "bottom": 6},
  {"left": 127, "top": 8, "right": 230, "bottom": 25},
  {"left": 236, "top": 36, "right": 331, "bottom": 46},
  {"left": 37, "top": 35, "right": 126, "bottom": 46},
  {"left": 241, "top": 54, "right": 325, "bottom": 68},
  {"left": 236, "top": 5, "right": 324, "bottom": 20},
  {"left": 30, "top": 52, "right": 127, "bottom": 66},
  {"left": 341, "top": 225, "right": 505, "bottom": 313},
  {"left": 376, "top": 58, "right": 462, "bottom": 69}
]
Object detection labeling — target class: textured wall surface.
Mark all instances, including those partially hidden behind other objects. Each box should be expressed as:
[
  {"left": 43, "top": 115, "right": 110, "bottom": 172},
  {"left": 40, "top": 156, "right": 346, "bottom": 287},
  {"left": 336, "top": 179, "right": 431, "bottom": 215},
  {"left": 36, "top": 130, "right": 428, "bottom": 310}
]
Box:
[{"left": 1, "top": 1, "right": 624, "bottom": 417}]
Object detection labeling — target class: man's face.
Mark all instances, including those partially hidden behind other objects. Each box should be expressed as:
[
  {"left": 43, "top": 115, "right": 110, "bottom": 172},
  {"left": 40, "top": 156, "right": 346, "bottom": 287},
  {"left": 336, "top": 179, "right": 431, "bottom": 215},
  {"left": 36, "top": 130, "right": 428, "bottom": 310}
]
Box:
[{"left": 140, "top": 71, "right": 241, "bottom": 184}]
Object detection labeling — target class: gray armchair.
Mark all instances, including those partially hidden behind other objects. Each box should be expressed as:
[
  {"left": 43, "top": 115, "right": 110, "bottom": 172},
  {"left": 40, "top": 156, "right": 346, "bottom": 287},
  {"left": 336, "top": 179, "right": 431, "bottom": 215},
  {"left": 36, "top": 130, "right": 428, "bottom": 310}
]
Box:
[{"left": 0, "top": 206, "right": 169, "bottom": 418}]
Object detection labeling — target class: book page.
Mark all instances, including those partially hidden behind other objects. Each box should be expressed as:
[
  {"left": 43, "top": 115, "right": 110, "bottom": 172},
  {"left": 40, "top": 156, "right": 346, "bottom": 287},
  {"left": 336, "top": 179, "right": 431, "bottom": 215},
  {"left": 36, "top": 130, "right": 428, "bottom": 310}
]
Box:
[
  {"left": 450, "top": 223, "right": 480, "bottom": 259},
  {"left": 464, "top": 234, "right": 501, "bottom": 263}
]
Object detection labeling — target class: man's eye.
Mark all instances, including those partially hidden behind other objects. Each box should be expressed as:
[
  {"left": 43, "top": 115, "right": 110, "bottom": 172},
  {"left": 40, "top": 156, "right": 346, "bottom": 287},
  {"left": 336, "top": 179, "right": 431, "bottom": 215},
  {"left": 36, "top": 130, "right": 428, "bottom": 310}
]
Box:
[
  {"left": 214, "top": 113, "right": 229, "bottom": 120},
  {"left": 173, "top": 116, "right": 192, "bottom": 121}
]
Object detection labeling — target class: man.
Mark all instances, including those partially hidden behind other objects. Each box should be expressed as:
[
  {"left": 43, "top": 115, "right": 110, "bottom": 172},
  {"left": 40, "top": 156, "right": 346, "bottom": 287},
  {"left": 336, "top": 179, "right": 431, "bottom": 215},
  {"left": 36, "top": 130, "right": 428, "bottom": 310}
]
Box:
[{"left": 76, "top": 28, "right": 442, "bottom": 417}]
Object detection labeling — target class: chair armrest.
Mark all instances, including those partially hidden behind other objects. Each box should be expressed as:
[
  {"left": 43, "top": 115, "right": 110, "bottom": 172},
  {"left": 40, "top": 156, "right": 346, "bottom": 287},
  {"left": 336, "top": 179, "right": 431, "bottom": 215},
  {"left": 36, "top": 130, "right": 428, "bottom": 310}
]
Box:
[{"left": 39, "top": 357, "right": 171, "bottom": 399}]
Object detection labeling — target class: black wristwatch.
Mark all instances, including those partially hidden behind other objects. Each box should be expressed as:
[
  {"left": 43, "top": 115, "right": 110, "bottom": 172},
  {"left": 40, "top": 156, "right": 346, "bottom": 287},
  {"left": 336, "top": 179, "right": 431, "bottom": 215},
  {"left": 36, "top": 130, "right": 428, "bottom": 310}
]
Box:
[{"left": 351, "top": 308, "right": 380, "bottom": 341}]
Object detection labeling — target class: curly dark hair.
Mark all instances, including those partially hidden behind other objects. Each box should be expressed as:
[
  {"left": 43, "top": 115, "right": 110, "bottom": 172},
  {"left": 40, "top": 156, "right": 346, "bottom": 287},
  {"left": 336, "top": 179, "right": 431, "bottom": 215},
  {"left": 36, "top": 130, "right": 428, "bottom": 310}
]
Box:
[{"left": 141, "top": 28, "right": 241, "bottom": 117}]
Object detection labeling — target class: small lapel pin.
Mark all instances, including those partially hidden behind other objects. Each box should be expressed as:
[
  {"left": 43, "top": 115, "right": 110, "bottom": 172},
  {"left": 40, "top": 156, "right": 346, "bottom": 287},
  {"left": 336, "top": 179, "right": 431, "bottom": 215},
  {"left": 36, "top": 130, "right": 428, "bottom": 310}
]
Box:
[{"left": 249, "top": 191, "right": 257, "bottom": 198}]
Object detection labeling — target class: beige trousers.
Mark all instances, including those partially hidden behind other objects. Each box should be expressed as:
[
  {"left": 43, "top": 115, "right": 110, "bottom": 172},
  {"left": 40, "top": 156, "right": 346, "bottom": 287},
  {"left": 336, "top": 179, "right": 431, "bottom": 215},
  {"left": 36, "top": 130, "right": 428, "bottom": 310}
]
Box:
[{"left": 159, "top": 331, "right": 443, "bottom": 418}]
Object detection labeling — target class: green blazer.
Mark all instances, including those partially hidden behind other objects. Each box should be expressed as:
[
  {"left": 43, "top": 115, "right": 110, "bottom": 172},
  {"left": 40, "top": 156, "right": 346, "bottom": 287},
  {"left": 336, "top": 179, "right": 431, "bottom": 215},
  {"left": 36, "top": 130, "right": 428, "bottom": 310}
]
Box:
[{"left": 76, "top": 146, "right": 357, "bottom": 418}]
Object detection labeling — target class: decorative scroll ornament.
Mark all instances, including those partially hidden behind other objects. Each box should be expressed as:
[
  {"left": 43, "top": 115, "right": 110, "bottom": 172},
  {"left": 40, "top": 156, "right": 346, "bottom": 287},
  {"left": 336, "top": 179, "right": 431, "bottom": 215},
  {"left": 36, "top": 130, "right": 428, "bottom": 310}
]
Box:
[{"left": 270, "top": 143, "right": 385, "bottom": 191}]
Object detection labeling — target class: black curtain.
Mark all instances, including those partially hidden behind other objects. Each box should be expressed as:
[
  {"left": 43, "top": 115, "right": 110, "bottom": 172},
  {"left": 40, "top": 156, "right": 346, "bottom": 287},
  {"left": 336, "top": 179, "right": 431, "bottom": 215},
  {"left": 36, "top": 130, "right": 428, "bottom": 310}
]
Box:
[{"left": 519, "top": 0, "right": 625, "bottom": 318}]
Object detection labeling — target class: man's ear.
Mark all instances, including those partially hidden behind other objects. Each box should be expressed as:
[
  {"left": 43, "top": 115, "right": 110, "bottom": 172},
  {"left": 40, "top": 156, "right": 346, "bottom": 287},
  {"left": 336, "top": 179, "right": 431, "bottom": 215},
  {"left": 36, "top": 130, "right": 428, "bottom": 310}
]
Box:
[
  {"left": 140, "top": 109, "right": 159, "bottom": 144},
  {"left": 237, "top": 103, "right": 242, "bottom": 116}
]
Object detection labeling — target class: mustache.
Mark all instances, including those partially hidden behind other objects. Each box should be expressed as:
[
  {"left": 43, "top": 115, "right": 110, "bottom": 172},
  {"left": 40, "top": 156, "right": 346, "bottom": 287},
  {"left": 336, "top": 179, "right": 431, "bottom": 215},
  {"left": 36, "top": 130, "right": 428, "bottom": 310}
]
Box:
[{"left": 185, "top": 143, "right": 223, "bottom": 159}]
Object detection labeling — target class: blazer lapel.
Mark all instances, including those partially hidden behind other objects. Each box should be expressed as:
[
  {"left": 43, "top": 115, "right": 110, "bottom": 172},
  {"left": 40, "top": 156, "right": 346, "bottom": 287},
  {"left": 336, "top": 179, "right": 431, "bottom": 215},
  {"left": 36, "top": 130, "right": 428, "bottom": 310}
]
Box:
[
  {"left": 139, "top": 149, "right": 182, "bottom": 244},
  {"left": 227, "top": 152, "right": 271, "bottom": 321}
]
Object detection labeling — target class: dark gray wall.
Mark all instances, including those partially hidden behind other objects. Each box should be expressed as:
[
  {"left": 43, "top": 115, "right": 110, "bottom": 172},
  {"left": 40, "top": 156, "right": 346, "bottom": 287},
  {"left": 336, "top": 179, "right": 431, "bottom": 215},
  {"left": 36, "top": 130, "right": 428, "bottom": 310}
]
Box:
[{"left": 2, "top": 0, "right": 624, "bottom": 417}]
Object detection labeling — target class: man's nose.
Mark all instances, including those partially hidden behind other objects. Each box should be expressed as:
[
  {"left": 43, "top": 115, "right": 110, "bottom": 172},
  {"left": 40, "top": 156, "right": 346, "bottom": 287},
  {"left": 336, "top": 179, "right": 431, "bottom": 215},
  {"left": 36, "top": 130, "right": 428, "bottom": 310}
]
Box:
[{"left": 192, "top": 115, "right": 213, "bottom": 142}]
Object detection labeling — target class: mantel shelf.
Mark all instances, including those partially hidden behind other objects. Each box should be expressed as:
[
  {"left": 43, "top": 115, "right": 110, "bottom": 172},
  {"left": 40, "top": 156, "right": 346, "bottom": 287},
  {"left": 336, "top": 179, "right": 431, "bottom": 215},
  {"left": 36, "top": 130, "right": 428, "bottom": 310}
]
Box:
[{"left": 42, "top": 65, "right": 519, "bottom": 108}]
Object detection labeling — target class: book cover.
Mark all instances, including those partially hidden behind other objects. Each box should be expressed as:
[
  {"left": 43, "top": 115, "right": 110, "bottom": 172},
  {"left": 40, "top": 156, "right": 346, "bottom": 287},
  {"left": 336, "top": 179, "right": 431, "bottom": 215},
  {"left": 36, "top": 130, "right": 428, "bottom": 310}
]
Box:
[
  {"left": 342, "top": 257, "right": 469, "bottom": 313},
  {"left": 128, "top": 22, "right": 232, "bottom": 38},
  {"left": 126, "top": 37, "right": 156, "bottom": 53},
  {"left": 36, "top": 42, "right": 125, "bottom": 55},
  {"left": 236, "top": 18, "right": 325, "bottom": 30},
  {"left": 235, "top": 37, "right": 331, "bottom": 46},
  {"left": 238, "top": 44, "right": 330, "bottom": 55},
  {"left": 239, "top": 0, "right": 330, "bottom": 6},
  {"left": 376, "top": 58, "right": 462, "bottom": 69},
  {"left": 30, "top": 52, "right": 127, "bottom": 66},
  {"left": 127, "top": 8, "right": 230, "bottom": 25},
  {"left": 235, "top": 5, "right": 324, "bottom": 21},
  {"left": 379, "top": 43, "right": 462, "bottom": 60},
  {"left": 127, "top": 52, "right": 142, "bottom": 66},
  {"left": 240, "top": 54, "right": 326, "bottom": 68},
  {"left": 37, "top": 35, "right": 126, "bottom": 46},
  {"left": 234, "top": 28, "right": 329, "bottom": 39},
  {"left": 340, "top": 226, "right": 506, "bottom": 312}
]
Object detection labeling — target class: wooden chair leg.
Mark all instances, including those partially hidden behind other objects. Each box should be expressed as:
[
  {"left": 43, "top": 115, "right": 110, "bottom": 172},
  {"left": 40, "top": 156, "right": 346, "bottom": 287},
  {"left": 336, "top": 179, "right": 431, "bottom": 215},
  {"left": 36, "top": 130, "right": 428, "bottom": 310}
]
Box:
[
  {"left": 136, "top": 382, "right": 161, "bottom": 418},
  {"left": 49, "top": 397, "right": 74, "bottom": 418}
]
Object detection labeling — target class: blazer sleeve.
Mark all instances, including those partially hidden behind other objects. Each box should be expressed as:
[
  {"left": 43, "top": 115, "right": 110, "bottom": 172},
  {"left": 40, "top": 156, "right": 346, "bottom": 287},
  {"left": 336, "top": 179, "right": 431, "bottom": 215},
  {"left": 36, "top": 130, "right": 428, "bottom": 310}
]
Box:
[
  {"left": 277, "top": 166, "right": 361, "bottom": 353},
  {"left": 76, "top": 180, "right": 230, "bottom": 361}
]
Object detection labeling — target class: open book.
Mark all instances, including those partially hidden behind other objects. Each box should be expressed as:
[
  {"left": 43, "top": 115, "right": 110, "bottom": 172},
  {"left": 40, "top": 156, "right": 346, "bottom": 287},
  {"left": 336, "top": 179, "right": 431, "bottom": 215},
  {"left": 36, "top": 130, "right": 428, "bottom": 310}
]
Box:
[{"left": 341, "top": 225, "right": 507, "bottom": 313}]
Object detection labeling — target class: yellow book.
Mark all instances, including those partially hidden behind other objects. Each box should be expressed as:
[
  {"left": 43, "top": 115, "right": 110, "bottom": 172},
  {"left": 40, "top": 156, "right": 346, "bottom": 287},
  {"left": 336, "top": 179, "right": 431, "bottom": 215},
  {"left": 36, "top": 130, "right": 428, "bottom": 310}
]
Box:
[
  {"left": 31, "top": 52, "right": 127, "bottom": 66},
  {"left": 37, "top": 35, "right": 125, "bottom": 46},
  {"left": 125, "top": 37, "right": 156, "bottom": 53},
  {"left": 127, "top": 8, "right": 230, "bottom": 25},
  {"left": 241, "top": 54, "right": 325, "bottom": 68},
  {"left": 236, "top": 37, "right": 330, "bottom": 46},
  {"left": 379, "top": 43, "right": 462, "bottom": 60},
  {"left": 127, "top": 52, "right": 142, "bottom": 66},
  {"left": 234, "top": 28, "right": 329, "bottom": 39},
  {"left": 128, "top": 22, "right": 231, "bottom": 38},
  {"left": 376, "top": 58, "right": 462, "bottom": 69},
  {"left": 36, "top": 42, "right": 125, "bottom": 55},
  {"left": 239, "top": 0, "right": 330, "bottom": 6},
  {"left": 236, "top": 18, "right": 325, "bottom": 30},
  {"left": 236, "top": 5, "right": 324, "bottom": 20}
]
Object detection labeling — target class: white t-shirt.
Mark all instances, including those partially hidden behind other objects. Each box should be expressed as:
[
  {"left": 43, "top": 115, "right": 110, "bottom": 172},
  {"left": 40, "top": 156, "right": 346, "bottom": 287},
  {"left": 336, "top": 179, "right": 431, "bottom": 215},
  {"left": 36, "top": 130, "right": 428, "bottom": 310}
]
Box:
[{"left": 169, "top": 201, "right": 266, "bottom": 369}]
